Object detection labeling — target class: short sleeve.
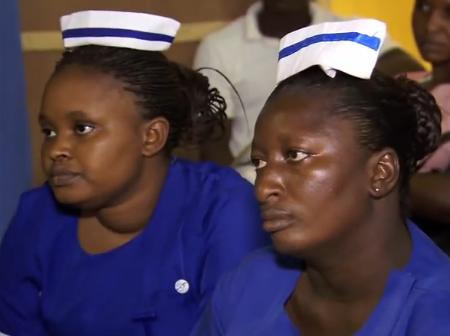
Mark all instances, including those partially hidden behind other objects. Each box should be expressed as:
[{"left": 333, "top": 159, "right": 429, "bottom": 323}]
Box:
[{"left": 0, "top": 193, "right": 47, "bottom": 335}]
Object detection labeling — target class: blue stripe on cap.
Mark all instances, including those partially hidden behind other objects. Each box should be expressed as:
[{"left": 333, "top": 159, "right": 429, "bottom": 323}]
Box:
[
  {"left": 62, "top": 27, "right": 175, "bottom": 43},
  {"left": 279, "top": 32, "right": 381, "bottom": 60}
]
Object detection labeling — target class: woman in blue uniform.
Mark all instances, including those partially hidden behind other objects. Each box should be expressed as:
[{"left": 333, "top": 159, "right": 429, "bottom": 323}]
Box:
[
  {"left": 0, "top": 11, "right": 268, "bottom": 336},
  {"left": 194, "top": 19, "right": 450, "bottom": 335}
]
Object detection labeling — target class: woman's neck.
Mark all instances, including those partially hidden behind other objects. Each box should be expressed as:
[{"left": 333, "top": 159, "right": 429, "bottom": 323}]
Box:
[
  {"left": 298, "top": 207, "right": 411, "bottom": 302},
  {"left": 285, "top": 209, "right": 412, "bottom": 335},
  {"left": 77, "top": 155, "right": 170, "bottom": 254},
  {"left": 84, "top": 155, "right": 170, "bottom": 234}
]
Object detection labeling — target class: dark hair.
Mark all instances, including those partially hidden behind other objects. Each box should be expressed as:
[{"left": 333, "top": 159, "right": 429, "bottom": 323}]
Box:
[
  {"left": 268, "top": 66, "right": 441, "bottom": 202},
  {"left": 51, "top": 45, "right": 227, "bottom": 152}
]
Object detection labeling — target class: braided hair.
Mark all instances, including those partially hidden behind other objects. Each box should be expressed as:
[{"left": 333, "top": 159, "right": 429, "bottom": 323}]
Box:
[{"left": 51, "top": 45, "right": 227, "bottom": 152}]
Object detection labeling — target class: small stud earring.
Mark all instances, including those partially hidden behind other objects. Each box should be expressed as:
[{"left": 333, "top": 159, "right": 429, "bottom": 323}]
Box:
[{"left": 375, "top": 187, "right": 380, "bottom": 192}]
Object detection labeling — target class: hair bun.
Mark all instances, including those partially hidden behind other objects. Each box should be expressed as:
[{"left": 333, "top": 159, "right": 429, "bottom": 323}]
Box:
[{"left": 396, "top": 76, "right": 442, "bottom": 171}]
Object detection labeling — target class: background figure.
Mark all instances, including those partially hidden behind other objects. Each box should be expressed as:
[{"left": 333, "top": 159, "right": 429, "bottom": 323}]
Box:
[
  {"left": 194, "top": 0, "right": 423, "bottom": 182},
  {"left": 408, "top": 0, "right": 450, "bottom": 253},
  {"left": 410, "top": 0, "right": 450, "bottom": 172},
  {"left": 0, "top": 11, "right": 267, "bottom": 335},
  {"left": 0, "top": 0, "right": 32, "bottom": 240}
]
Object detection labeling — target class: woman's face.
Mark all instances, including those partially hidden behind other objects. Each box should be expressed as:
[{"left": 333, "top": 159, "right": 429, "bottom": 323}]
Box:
[
  {"left": 413, "top": 0, "right": 450, "bottom": 65},
  {"left": 40, "top": 65, "right": 149, "bottom": 210},
  {"left": 251, "top": 91, "right": 374, "bottom": 257}
]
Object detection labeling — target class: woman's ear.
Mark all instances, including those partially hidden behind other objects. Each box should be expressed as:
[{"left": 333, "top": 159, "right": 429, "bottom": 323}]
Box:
[
  {"left": 368, "top": 149, "right": 400, "bottom": 198},
  {"left": 141, "top": 117, "right": 170, "bottom": 157}
]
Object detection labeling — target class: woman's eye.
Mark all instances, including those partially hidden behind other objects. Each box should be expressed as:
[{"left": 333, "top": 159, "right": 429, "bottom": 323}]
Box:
[
  {"left": 41, "top": 128, "right": 56, "bottom": 138},
  {"left": 251, "top": 158, "right": 267, "bottom": 170},
  {"left": 286, "top": 150, "right": 309, "bottom": 162},
  {"left": 75, "top": 124, "right": 95, "bottom": 135}
]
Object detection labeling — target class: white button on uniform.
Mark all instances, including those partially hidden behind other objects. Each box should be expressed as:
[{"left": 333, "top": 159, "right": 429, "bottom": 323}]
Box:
[{"left": 175, "top": 279, "right": 189, "bottom": 294}]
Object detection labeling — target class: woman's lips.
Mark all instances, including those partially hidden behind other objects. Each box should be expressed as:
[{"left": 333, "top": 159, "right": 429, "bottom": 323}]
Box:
[
  {"left": 49, "top": 171, "right": 80, "bottom": 187},
  {"left": 261, "top": 209, "right": 293, "bottom": 233}
]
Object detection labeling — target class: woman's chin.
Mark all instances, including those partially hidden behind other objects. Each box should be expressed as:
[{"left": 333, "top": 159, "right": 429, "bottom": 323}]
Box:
[
  {"left": 52, "top": 188, "right": 94, "bottom": 209},
  {"left": 271, "top": 231, "right": 307, "bottom": 257}
]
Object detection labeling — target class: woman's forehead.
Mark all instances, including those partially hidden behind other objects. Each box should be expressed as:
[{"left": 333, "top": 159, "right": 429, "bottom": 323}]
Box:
[
  {"left": 257, "top": 95, "right": 355, "bottom": 138},
  {"left": 263, "top": 88, "right": 338, "bottom": 119}
]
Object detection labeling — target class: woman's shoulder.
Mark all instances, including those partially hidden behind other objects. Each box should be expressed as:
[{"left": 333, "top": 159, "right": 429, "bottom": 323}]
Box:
[
  {"left": 205, "top": 247, "right": 300, "bottom": 330},
  {"left": 7, "top": 184, "right": 72, "bottom": 238},
  {"left": 18, "top": 184, "right": 53, "bottom": 204},
  {"left": 407, "top": 285, "right": 450, "bottom": 334},
  {"left": 216, "top": 247, "right": 300, "bottom": 303},
  {"left": 14, "top": 184, "right": 58, "bottom": 219},
  {"left": 240, "top": 247, "right": 302, "bottom": 279},
  {"left": 408, "top": 222, "right": 450, "bottom": 292},
  {"left": 168, "top": 158, "right": 262, "bottom": 233},
  {"left": 174, "top": 158, "right": 254, "bottom": 194}
]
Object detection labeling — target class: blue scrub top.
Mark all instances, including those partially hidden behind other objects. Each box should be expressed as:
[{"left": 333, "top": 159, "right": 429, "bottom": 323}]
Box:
[
  {"left": 194, "top": 222, "right": 450, "bottom": 335},
  {"left": 0, "top": 158, "right": 269, "bottom": 336}
]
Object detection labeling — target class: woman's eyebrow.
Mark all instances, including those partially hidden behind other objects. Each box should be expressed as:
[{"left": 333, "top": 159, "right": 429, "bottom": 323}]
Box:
[{"left": 66, "top": 110, "right": 89, "bottom": 119}]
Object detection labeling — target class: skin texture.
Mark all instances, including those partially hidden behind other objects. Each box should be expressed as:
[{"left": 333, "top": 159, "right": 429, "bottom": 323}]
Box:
[
  {"left": 39, "top": 65, "right": 170, "bottom": 253},
  {"left": 251, "top": 90, "right": 411, "bottom": 335}
]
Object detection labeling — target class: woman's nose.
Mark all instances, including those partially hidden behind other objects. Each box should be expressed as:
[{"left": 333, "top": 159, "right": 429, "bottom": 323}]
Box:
[
  {"left": 427, "top": 10, "right": 445, "bottom": 33},
  {"left": 45, "top": 135, "right": 72, "bottom": 161},
  {"left": 254, "top": 163, "right": 284, "bottom": 204}
]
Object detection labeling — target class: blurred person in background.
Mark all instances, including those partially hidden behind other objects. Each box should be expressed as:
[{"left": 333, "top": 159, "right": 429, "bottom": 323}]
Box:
[{"left": 408, "top": 0, "right": 450, "bottom": 254}]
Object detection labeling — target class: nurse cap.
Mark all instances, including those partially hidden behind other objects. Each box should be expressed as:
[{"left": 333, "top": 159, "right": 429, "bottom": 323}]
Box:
[
  {"left": 277, "top": 18, "right": 386, "bottom": 82},
  {"left": 60, "top": 10, "right": 181, "bottom": 51}
]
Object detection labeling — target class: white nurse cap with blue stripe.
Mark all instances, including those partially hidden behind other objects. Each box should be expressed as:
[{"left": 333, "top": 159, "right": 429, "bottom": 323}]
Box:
[
  {"left": 60, "top": 10, "right": 181, "bottom": 51},
  {"left": 277, "top": 19, "right": 386, "bottom": 82}
]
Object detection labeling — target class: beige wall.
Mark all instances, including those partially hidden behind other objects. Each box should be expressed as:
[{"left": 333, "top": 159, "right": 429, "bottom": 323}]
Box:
[{"left": 19, "top": 0, "right": 255, "bottom": 185}]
